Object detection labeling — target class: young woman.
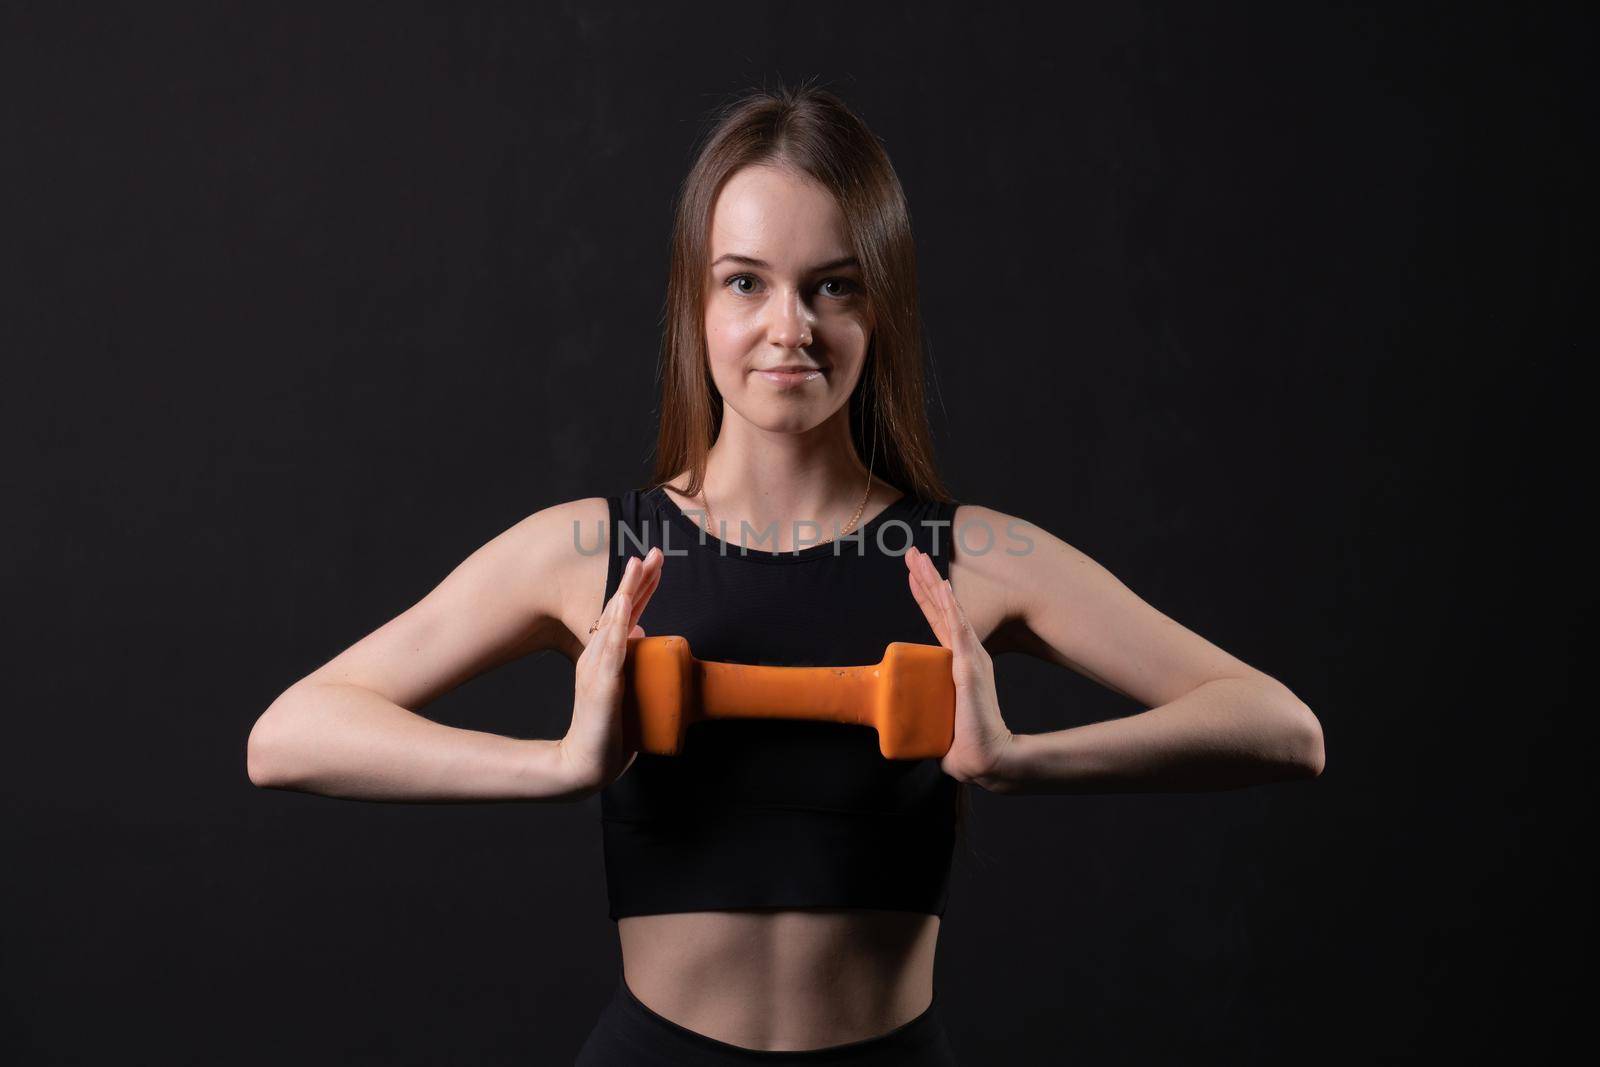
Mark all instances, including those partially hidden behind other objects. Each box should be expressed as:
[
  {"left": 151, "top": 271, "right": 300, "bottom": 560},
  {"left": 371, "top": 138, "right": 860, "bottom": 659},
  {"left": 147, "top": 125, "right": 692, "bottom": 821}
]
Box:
[{"left": 247, "top": 84, "right": 1325, "bottom": 1064}]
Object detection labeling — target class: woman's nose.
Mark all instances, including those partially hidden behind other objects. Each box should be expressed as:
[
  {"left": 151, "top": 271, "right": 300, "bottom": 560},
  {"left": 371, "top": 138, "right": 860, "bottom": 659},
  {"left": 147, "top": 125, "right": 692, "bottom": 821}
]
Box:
[{"left": 767, "top": 289, "right": 815, "bottom": 348}]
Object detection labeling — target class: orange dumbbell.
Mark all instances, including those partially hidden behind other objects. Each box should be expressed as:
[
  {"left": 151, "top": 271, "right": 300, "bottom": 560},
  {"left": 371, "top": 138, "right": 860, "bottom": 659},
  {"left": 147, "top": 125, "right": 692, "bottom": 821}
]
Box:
[{"left": 620, "top": 636, "right": 955, "bottom": 760}]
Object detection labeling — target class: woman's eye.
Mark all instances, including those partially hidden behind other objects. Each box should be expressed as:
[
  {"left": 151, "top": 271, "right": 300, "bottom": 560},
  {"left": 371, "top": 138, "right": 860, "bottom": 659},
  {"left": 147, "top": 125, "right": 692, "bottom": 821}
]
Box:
[{"left": 724, "top": 275, "right": 858, "bottom": 298}]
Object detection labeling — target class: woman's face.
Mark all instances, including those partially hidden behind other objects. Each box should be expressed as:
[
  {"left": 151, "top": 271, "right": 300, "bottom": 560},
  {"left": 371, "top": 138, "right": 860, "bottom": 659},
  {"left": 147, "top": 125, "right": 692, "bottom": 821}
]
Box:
[{"left": 703, "top": 163, "right": 873, "bottom": 435}]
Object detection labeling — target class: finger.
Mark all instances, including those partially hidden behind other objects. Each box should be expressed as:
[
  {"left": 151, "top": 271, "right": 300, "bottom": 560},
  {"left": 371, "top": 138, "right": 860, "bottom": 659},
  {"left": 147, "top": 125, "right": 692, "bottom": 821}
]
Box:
[
  {"left": 616, "top": 549, "right": 661, "bottom": 632},
  {"left": 906, "top": 567, "right": 951, "bottom": 648},
  {"left": 620, "top": 551, "right": 645, "bottom": 591},
  {"left": 629, "top": 549, "right": 663, "bottom": 627},
  {"left": 909, "top": 548, "right": 953, "bottom": 646},
  {"left": 911, "top": 546, "right": 947, "bottom": 605},
  {"left": 905, "top": 548, "right": 952, "bottom": 647},
  {"left": 901, "top": 547, "right": 934, "bottom": 614},
  {"left": 939, "top": 578, "right": 987, "bottom": 673},
  {"left": 582, "top": 584, "right": 624, "bottom": 659},
  {"left": 937, "top": 578, "right": 968, "bottom": 657},
  {"left": 945, "top": 577, "right": 980, "bottom": 645},
  {"left": 915, "top": 550, "right": 947, "bottom": 643},
  {"left": 600, "top": 570, "right": 631, "bottom": 628},
  {"left": 606, "top": 557, "right": 638, "bottom": 615},
  {"left": 605, "top": 592, "right": 632, "bottom": 664}
]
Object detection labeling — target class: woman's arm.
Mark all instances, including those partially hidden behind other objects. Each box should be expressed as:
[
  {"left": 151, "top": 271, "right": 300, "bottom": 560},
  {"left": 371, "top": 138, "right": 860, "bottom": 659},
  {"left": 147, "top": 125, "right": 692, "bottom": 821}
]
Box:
[
  {"left": 246, "top": 497, "right": 608, "bottom": 803},
  {"left": 948, "top": 505, "right": 1325, "bottom": 795},
  {"left": 247, "top": 681, "right": 576, "bottom": 803}
]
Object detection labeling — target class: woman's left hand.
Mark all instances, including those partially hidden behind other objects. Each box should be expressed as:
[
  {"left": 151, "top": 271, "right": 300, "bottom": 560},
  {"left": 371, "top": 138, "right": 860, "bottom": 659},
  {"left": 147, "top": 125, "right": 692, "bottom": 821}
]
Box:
[{"left": 904, "top": 546, "right": 1016, "bottom": 789}]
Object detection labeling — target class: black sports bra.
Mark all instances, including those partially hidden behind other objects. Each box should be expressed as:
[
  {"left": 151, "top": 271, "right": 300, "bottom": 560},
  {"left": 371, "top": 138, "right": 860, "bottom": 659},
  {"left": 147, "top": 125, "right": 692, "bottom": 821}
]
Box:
[{"left": 597, "top": 484, "right": 962, "bottom": 921}]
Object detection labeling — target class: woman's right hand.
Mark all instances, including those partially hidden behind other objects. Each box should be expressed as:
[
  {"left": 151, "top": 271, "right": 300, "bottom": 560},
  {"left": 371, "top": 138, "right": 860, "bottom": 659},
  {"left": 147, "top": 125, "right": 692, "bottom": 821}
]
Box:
[{"left": 559, "top": 547, "right": 663, "bottom": 796}]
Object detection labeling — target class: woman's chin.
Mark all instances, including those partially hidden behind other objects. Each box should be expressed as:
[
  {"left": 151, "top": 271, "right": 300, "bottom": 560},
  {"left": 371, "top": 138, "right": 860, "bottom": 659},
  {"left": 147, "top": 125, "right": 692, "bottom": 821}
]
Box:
[{"left": 750, "top": 406, "right": 836, "bottom": 435}]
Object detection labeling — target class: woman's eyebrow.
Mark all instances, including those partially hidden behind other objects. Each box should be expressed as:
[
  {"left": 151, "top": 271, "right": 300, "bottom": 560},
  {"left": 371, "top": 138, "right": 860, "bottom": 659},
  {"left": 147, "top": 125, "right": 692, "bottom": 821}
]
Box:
[{"left": 710, "top": 253, "right": 860, "bottom": 272}]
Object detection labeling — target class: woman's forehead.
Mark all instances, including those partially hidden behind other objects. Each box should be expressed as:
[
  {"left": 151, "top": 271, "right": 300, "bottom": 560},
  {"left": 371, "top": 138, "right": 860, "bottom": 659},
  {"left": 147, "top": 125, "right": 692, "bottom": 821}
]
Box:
[{"left": 710, "top": 166, "right": 848, "bottom": 262}]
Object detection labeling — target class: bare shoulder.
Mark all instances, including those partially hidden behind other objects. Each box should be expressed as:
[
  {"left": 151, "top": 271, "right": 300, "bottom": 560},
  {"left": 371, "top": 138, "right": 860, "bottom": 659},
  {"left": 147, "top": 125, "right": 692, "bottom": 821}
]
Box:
[
  {"left": 947, "top": 500, "right": 1131, "bottom": 672},
  {"left": 948, "top": 500, "right": 1133, "bottom": 662},
  {"left": 506, "top": 495, "right": 613, "bottom": 665},
  {"left": 945, "top": 502, "right": 1047, "bottom": 654}
]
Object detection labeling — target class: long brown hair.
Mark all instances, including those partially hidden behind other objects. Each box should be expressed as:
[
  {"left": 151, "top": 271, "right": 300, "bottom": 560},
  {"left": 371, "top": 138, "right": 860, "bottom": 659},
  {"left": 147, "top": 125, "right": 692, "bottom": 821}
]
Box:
[{"left": 646, "top": 79, "right": 975, "bottom": 858}]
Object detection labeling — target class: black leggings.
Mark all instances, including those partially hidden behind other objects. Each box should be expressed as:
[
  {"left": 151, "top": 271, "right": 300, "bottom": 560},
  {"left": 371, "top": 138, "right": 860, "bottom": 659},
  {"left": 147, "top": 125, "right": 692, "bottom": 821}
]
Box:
[{"left": 574, "top": 974, "right": 961, "bottom": 1065}]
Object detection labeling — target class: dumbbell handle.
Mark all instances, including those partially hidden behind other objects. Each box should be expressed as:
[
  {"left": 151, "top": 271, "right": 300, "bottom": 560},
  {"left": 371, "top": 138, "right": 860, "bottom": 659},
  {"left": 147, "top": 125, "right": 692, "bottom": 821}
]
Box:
[{"left": 699, "top": 660, "right": 885, "bottom": 727}]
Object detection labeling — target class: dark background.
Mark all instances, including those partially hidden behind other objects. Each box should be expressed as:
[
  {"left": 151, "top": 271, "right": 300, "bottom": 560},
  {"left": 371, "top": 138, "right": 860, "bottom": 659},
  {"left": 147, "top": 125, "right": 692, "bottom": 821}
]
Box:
[{"left": 2, "top": 2, "right": 1584, "bottom": 1063}]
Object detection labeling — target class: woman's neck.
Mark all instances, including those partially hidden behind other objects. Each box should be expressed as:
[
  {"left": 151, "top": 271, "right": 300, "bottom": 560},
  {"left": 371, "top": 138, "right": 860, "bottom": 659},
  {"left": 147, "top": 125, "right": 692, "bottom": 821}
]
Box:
[{"left": 674, "top": 411, "right": 888, "bottom": 549}]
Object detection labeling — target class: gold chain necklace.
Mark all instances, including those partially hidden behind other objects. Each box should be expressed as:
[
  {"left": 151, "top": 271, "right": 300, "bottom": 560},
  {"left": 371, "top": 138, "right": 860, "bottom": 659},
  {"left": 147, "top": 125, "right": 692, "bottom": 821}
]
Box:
[{"left": 699, "top": 470, "right": 873, "bottom": 548}]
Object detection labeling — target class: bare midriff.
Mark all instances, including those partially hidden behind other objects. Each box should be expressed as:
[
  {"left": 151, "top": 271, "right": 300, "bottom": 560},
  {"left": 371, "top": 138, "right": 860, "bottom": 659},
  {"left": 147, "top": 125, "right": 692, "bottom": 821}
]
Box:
[{"left": 616, "top": 908, "right": 940, "bottom": 1051}]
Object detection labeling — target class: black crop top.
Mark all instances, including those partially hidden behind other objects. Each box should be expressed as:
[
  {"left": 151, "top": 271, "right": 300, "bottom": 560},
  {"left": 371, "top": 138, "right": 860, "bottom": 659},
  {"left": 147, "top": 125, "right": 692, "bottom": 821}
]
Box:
[{"left": 597, "top": 484, "right": 962, "bottom": 922}]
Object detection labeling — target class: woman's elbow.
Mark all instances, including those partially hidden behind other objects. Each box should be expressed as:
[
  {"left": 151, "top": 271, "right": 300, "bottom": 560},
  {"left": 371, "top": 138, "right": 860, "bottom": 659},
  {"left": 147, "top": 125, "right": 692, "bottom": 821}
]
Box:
[
  {"left": 1282, "top": 699, "right": 1326, "bottom": 779},
  {"left": 246, "top": 699, "right": 299, "bottom": 789},
  {"left": 246, "top": 718, "right": 279, "bottom": 788}
]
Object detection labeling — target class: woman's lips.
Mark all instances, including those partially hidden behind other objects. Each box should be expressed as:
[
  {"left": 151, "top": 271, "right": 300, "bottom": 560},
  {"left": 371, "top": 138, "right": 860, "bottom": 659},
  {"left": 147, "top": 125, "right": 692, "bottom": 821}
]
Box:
[{"left": 756, "top": 368, "right": 825, "bottom": 386}]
